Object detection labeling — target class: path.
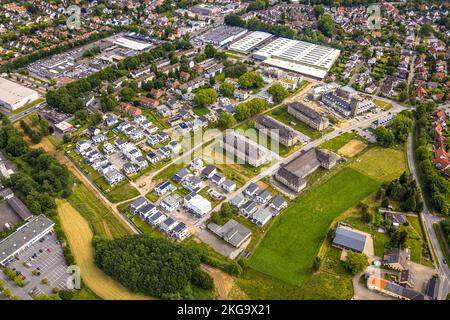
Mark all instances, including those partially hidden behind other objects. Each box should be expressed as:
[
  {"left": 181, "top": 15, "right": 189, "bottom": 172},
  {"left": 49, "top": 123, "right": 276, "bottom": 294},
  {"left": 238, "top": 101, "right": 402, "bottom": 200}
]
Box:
[
  {"left": 57, "top": 199, "right": 152, "bottom": 300},
  {"left": 201, "top": 264, "right": 235, "bottom": 300}
]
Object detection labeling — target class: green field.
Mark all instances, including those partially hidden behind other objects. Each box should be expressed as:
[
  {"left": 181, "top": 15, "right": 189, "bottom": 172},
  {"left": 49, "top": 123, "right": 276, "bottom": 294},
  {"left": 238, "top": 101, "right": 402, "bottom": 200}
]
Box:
[
  {"left": 269, "top": 105, "right": 323, "bottom": 140},
  {"left": 319, "top": 132, "right": 365, "bottom": 153},
  {"left": 249, "top": 167, "right": 380, "bottom": 286},
  {"left": 373, "top": 99, "right": 393, "bottom": 110},
  {"left": 193, "top": 106, "right": 211, "bottom": 116},
  {"left": 350, "top": 147, "right": 407, "bottom": 182},
  {"left": 104, "top": 182, "right": 140, "bottom": 203},
  {"left": 68, "top": 181, "right": 130, "bottom": 239}
]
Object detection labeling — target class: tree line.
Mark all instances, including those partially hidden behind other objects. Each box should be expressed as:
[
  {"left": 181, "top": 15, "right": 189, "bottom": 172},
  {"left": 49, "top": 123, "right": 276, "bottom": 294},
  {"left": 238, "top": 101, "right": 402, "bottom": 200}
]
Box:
[
  {"left": 415, "top": 103, "right": 449, "bottom": 215},
  {"left": 94, "top": 235, "right": 214, "bottom": 299}
]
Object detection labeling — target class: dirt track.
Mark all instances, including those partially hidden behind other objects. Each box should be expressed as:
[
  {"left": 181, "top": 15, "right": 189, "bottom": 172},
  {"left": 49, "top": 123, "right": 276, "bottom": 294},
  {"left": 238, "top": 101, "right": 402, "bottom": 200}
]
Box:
[
  {"left": 201, "top": 264, "right": 235, "bottom": 300},
  {"left": 57, "top": 199, "right": 151, "bottom": 300},
  {"left": 338, "top": 139, "right": 367, "bottom": 157}
]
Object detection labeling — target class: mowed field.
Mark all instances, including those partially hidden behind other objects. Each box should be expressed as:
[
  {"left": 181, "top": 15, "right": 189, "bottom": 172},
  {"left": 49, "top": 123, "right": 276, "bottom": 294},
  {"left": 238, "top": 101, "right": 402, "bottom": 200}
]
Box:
[
  {"left": 57, "top": 199, "right": 152, "bottom": 300},
  {"left": 350, "top": 147, "right": 407, "bottom": 182},
  {"left": 249, "top": 168, "right": 380, "bottom": 286}
]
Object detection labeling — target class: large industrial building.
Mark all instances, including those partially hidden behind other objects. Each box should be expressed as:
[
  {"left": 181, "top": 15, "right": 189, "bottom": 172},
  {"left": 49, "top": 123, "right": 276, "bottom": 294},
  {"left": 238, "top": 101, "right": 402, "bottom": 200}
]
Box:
[
  {"left": 228, "top": 31, "right": 273, "bottom": 54},
  {"left": 0, "top": 215, "right": 54, "bottom": 266},
  {"left": 113, "top": 36, "right": 151, "bottom": 51},
  {"left": 0, "top": 77, "right": 40, "bottom": 111},
  {"left": 253, "top": 38, "right": 341, "bottom": 79},
  {"left": 199, "top": 25, "right": 248, "bottom": 47}
]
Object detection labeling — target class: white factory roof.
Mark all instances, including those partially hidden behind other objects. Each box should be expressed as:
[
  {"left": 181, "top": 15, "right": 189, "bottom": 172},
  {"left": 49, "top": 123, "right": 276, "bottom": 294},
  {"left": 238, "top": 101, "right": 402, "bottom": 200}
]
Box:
[
  {"left": 228, "top": 31, "right": 273, "bottom": 53},
  {"left": 253, "top": 38, "right": 340, "bottom": 79},
  {"left": 0, "top": 77, "right": 39, "bottom": 106},
  {"left": 113, "top": 37, "right": 151, "bottom": 51}
]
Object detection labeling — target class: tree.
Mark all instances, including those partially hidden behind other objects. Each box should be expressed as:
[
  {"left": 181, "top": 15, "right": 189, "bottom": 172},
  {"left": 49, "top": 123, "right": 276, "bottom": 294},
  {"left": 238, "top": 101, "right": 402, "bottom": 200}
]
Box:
[
  {"left": 100, "top": 92, "right": 118, "bottom": 112},
  {"left": 219, "top": 82, "right": 235, "bottom": 98},
  {"left": 268, "top": 83, "right": 289, "bottom": 104},
  {"left": 204, "top": 44, "right": 217, "bottom": 59},
  {"left": 419, "top": 23, "right": 434, "bottom": 37},
  {"left": 318, "top": 15, "right": 334, "bottom": 37},
  {"left": 390, "top": 114, "right": 413, "bottom": 143},
  {"left": 390, "top": 230, "right": 408, "bottom": 249},
  {"left": 194, "top": 88, "right": 217, "bottom": 108},
  {"left": 374, "top": 126, "right": 395, "bottom": 147},
  {"left": 312, "top": 256, "right": 321, "bottom": 272},
  {"left": 343, "top": 252, "right": 369, "bottom": 275},
  {"left": 238, "top": 72, "right": 263, "bottom": 89},
  {"left": 119, "top": 87, "right": 136, "bottom": 102},
  {"left": 217, "top": 112, "right": 237, "bottom": 129},
  {"left": 224, "top": 14, "right": 246, "bottom": 28},
  {"left": 313, "top": 5, "right": 325, "bottom": 18}
]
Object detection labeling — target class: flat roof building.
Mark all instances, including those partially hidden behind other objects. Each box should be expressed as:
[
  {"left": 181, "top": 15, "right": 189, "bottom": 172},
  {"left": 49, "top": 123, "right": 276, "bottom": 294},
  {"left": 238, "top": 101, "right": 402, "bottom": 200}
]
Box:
[
  {"left": 228, "top": 31, "right": 273, "bottom": 54},
  {"left": 199, "top": 25, "right": 248, "bottom": 47},
  {"left": 113, "top": 36, "right": 151, "bottom": 51},
  {"left": 0, "top": 215, "right": 54, "bottom": 266},
  {"left": 253, "top": 38, "right": 340, "bottom": 79},
  {"left": 0, "top": 77, "right": 40, "bottom": 111}
]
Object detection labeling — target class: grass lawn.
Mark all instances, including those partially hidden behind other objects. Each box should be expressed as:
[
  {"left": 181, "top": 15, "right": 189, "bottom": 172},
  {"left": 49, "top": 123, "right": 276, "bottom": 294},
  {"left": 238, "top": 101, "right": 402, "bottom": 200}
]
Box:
[
  {"left": 269, "top": 105, "right": 323, "bottom": 140},
  {"left": 153, "top": 162, "right": 185, "bottom": 183},
  {"left": 104, "top": 182, "right": 140, "bottom": 203},
  {"left": 68, "top": 181, "right": 131, "bottom": 239},
  {"left": 373, "top": 99, "right": 393, "bottom": 110},
  {"left": 350, "top": 147, "right": 407, "bottom": 182},
  {"left": 319, "top": 132, "right": 365, "bottom": 153},
  {"left": 192, "top": 106, "right": 211, "bottom": 116},
  {"left": 434, "top": 224, "right": 450, "bottom": 266},
  {"left": 249, "top": 167, "right": 380, "bottom": 286}
]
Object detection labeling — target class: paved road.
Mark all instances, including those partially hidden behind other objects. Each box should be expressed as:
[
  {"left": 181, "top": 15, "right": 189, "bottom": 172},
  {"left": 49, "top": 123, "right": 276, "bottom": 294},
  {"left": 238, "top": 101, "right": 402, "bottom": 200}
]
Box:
[
  {"left": 7, "top": 102, "right": 46, "bottom": 122},
  {"left": 406, "top": 133, "right": 450, "bottom": 300}
]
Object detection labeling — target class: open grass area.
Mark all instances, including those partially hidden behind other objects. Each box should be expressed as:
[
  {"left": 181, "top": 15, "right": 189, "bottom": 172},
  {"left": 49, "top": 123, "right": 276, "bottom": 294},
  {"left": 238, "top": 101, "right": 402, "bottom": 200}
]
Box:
[
  {"left": 249, "top": 167, "right": 380, "bottom": 286},
  {"left": 269, "top": 105, "right": 324, "bottom": 140},
  {"left": 192, "top": 106, "right": 211, "bottom": 116},
  {"left": 319, "top": 132, "right": 365, "bottom": 153},
  {"left": 104, "top": 182, "right": 140, "bottom": 204},
  {"left": 373, "top": 99, "right": 393, "bottom": 111},
  {"left": 350, "top": 147, "right": 407, "bottom": 182},
  {"left": 68, "top": 181, "right": 131, "bottom": 239}
]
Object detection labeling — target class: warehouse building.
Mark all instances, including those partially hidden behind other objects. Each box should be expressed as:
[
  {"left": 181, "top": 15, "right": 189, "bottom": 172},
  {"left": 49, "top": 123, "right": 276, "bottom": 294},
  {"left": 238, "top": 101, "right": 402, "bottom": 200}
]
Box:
[
  {"left": 0, "top": 215, "right": 54, "bottom": 266},
  {"left": 253, "top": 38, "right": 340, "bottom": 80},
  {"left": 228, "top": 31, "right": 273, "bottom": 54},
  {"left": 199, "top": 25, "right": 248, "bottom": 47},
  {"left": 0, "top": 77, "right": 39, "bottom": 111},
  {"left": 221, "top": 132, "right": 271, "bottom": 167},
  {"left": 113, "top": 36, "right": 151, "bottom": 51}
]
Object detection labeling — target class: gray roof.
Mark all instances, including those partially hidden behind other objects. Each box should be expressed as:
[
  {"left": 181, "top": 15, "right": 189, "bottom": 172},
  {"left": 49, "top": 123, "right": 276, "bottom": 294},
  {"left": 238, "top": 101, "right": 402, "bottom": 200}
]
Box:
[
  {"left": 208, "top": 219, "right": 251, "bottom": 247},
  {"left": 172, "top": 222, "right": 187, "bottom": 234},
  {"left": 245, "top": 182, "right": 259, "bottom": 194},
  {"left": 333, "top": 226, "right": 367, "bottom": 252},
  {"left": 255, "top": 115, "right": 298, "bottom": 140},
  {"left": 7, "top": 197, "right": 33, "bottom": 221},
  {"left": 138, "top": 203, "right": 156, "bottom": 215},
  {"left": 257, "top": 189, "right": 271, "bottom": 200},
  {"left": 0, "top": 215, "right": 54, "bottom": 264},
  {"left": 426, "top": 277, "right": 440, "bottom": 299},
  {"left": 288, "top": 101, "right": 327, "bottom": 125},
  {"left": 270, "top": 195, "right": 286, "bottom": 209},
  {"left": 222, "top": 180, "right": 236, "bottom": 188},
  {"left": 130, "top": 197, "right": 148, "bottom": 209}
]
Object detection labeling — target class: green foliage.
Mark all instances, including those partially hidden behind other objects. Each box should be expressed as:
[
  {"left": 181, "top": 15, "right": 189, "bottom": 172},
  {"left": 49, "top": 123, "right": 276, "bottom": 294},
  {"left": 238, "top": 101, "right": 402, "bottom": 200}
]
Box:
[
  {"left": 94, "top": 235, "right": 213, "bottom": 298},
  {"left": 235, "top": 98, "right": 270, "bottom": 121},
  {"left": 343, "top": 252, "right": 369, "bottom": 275},
  {"left": 385, "top": 172, "right": 423, "bottom": 213},
  {"left": 20, "top": 120, "right": 42, "bottom": 144},
  {"left": 194, "top": 88, "right": 217, "bottom": 108},
  {"left": 390, "top": 229, "right": 408, "bottom": 249},
  {"left": 217, "top": 112, "right": 237, "bottom": 129},
  {"left": 99, "top": 92, "right": 118, "bottom": 112},
  {"left": 219, "top": 82, "right": 235, "bottom": 98},
  {"left": 441, "top": 219, "right": 450, "bottom": 246},
  {"left": 318, "top": 15, "right": 334, "bottom": 37},
  {"left": 238, "top": 71, "right": 263, "bottom": 89},
  {"left": 267, "top": 83, "right": 290, "bottom": 104}
]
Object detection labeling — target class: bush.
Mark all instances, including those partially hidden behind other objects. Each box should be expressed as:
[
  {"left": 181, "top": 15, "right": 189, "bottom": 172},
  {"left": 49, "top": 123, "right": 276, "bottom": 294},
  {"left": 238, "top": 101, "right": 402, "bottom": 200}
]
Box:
[{"left": 191, "top": 269, "right": 214, "bottom": 290}]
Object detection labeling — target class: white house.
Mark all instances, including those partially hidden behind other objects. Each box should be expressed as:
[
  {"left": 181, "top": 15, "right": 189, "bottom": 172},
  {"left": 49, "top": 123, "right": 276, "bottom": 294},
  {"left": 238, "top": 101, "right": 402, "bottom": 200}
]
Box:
[
  {"left": 190, "top": 157, "right": 203, "bottom": 171},
  {"left": 184, "top": 192, "right": 211, "bottom": 217},
  {"left": 222, "top": 180, "right": 236, "bottom": 193}
]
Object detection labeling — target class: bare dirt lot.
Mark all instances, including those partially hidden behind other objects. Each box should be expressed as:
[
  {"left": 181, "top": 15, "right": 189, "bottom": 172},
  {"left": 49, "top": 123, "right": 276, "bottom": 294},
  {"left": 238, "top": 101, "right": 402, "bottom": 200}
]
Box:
[
  {"left": 338, "top": 139, "right": 368, "bottom": 157},
  {"left": 57, "top": 199, "right": 151, "bottom": 300}
]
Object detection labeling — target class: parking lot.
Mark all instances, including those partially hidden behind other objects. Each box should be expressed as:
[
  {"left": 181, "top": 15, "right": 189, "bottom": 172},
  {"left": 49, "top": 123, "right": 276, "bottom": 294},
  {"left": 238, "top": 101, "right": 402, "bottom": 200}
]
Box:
[{"left": 0, "top": 232, "right": 71, "bottom": 300}]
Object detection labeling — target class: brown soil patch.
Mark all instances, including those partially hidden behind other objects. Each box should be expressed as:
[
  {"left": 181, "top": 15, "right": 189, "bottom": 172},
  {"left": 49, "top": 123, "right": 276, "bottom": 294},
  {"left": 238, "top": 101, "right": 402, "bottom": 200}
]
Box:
[
  {"left": 201, "top": 264, "right": 235, "bottom": 300},
  {"left": 338, "top": 139, "right": 367, "bottom": 157},
  {"left": 57, "top": 199, "right": 151, "bottom": 300}
]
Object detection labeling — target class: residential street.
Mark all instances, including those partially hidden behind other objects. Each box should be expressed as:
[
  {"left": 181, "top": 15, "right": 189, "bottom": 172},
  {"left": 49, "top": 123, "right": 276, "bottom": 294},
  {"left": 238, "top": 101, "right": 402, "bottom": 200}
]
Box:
[{"left": 407, "top": 133, "right": 450, "bottom": 299}]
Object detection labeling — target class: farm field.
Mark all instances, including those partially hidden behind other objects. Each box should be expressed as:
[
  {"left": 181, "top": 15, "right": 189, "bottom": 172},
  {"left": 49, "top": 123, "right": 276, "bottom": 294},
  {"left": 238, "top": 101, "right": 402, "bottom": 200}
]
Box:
[
  {"left": 350, "top": 147, "right": 407, "bottom": 182},
  {"left": 57, "top": 199, "right": 152, "bottom": 300},
  {"left": 249, "top": 167, "right": 380, "bottom": 286}
]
